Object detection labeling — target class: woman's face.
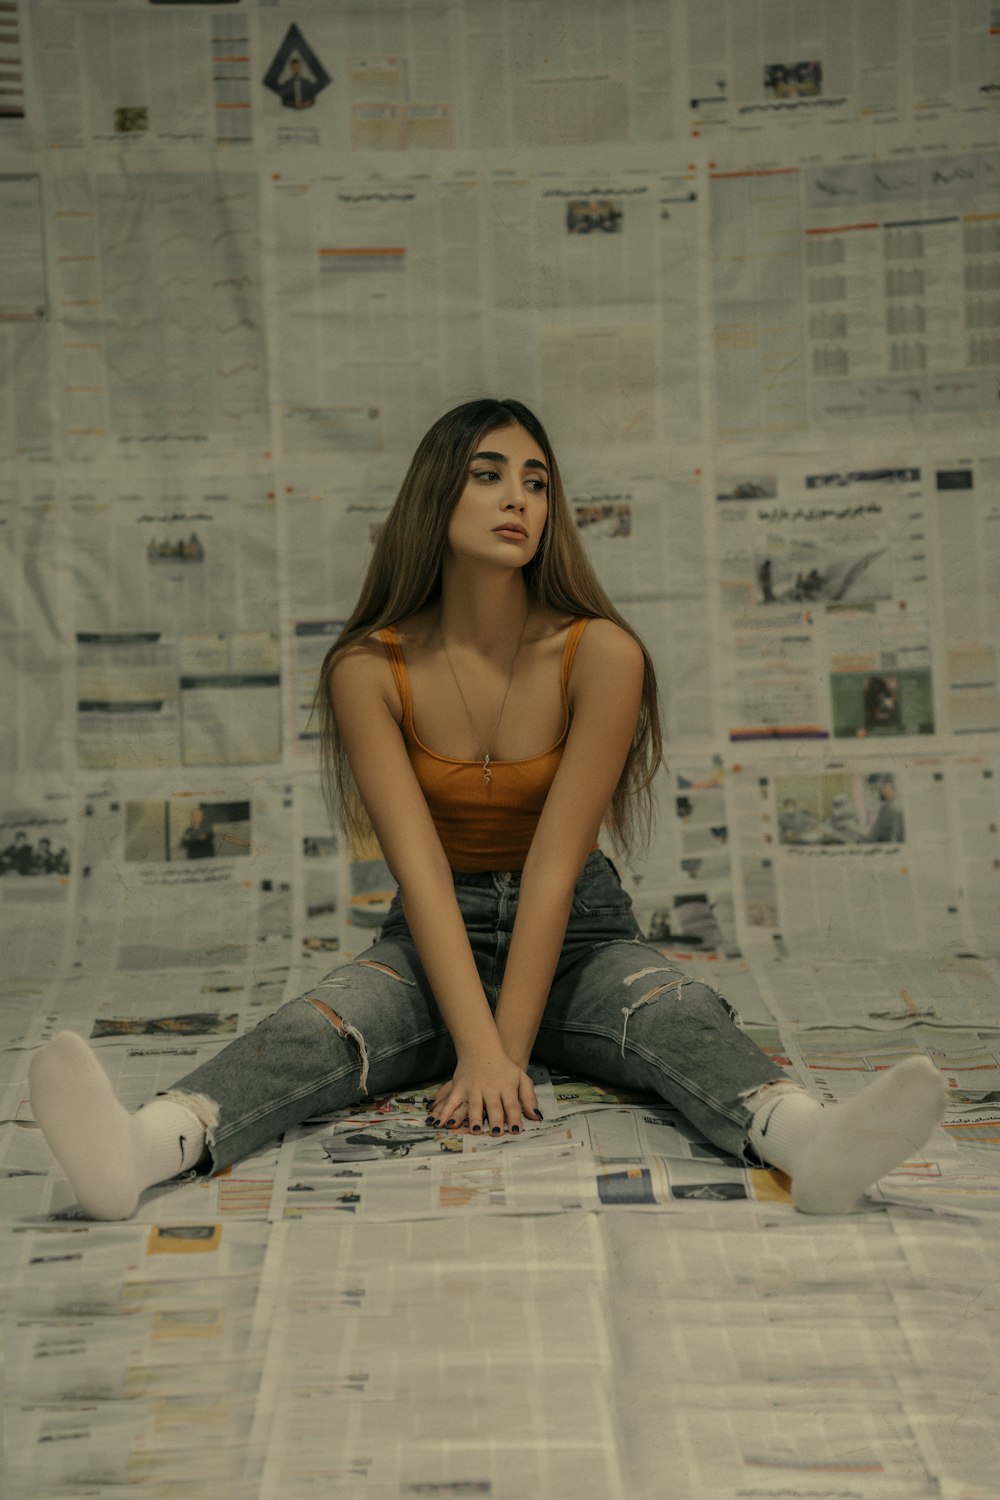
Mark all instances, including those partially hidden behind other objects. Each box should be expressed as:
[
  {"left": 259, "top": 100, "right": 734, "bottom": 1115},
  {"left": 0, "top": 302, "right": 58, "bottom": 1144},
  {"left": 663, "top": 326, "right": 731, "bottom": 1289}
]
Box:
[{"left": 445, "top": 424, "right": 549, "bottom": 569}]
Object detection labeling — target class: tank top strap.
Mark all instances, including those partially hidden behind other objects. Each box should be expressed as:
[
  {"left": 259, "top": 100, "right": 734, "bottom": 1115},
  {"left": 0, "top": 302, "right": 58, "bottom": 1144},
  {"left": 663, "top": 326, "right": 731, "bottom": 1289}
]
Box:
[
  {"left": 378, "top": 626, "right": 414, "bottom": 726},
  {"left": 561, "top": 616, "right": 592, "bottom": 698}
]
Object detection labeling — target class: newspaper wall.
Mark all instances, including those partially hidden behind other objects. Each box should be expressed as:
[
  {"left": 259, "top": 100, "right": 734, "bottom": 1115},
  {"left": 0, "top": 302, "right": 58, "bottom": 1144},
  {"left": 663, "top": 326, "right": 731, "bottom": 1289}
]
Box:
[{"left": 3, "top": 4, "right": 1000, "bottom": 1493}]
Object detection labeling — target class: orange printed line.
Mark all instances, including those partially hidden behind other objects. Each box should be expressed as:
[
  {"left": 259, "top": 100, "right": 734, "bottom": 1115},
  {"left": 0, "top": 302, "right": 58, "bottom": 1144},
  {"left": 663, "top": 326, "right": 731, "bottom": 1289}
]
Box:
[
  {"left": 214, "top": 102, "right": 251, "bottom": 110},
  {"left": 212, "top": 55, "right": 250, "bottom": 63},
  {"left": 963, "top": 212, "right": 1000, "bottom": 222},
  {"left": 805, "top": 222, "right": 879, "bottom": 234},
  {"left": 320, "top": 247, "right": 406, "bottom": 257},
  {"left": 729, "top": 725, "right": 827, "bottom": 738},
  {"left": 710, "top": 167, "right": 800, "bottom": 179}
]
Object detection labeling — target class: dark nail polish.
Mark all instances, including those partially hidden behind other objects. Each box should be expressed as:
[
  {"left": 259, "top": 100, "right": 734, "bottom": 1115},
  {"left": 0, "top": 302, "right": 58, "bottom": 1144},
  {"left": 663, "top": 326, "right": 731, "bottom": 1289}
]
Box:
[
  {"left": 511, "top": 1124, "right": 520, "bottom": 1134},
  {"left": 491, "top": 1126, "right": 501, "bottom": 1135},
  {"left": 472, "top": 1124, "right": 481, "bottom": 1133},
  {"left": 534, "top": 1109, "right": 544, "bottom": 1120},
  {"left": 446, "top": 1118, "right": 456, "bottom": 1126}
]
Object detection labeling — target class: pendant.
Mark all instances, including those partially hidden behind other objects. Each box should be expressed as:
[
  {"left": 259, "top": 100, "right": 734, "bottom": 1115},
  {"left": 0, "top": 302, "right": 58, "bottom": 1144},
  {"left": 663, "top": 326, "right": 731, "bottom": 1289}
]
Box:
[{"left": 483, "top": 753, "right": 491, "bottom": 788}]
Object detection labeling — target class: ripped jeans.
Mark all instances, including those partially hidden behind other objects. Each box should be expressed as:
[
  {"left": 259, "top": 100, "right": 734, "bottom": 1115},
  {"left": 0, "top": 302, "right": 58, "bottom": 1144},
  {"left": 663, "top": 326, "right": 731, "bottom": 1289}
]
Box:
[{"left": 167, "top": 852, "right": 788, "bottom": 1173}]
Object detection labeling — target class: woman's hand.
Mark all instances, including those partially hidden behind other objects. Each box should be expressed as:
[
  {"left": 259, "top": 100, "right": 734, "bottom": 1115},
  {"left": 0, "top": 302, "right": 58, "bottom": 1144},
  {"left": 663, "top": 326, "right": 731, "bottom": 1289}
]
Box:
[{"left": 425, "top": 1048, "right": 543, "bottom": 1136}]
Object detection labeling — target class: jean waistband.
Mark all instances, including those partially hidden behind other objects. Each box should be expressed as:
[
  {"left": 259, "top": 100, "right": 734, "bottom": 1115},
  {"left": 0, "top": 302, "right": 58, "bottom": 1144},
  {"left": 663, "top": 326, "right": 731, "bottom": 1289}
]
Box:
[{"left": 451, "top": 849, "right": 610, "bottom": 890}]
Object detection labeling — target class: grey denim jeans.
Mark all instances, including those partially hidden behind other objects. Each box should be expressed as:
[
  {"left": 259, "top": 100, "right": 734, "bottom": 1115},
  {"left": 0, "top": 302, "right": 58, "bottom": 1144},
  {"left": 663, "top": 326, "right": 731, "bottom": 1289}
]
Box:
[{"left": 169, "top": 852, "right": 788, "bottom": 1173}]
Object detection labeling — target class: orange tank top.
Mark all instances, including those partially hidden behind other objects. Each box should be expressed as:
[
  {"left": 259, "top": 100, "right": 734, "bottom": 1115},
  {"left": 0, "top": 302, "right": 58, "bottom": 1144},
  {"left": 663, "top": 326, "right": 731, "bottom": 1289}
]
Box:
[{"left": 380, "top": 618, "right": 592, "bottom": 873}]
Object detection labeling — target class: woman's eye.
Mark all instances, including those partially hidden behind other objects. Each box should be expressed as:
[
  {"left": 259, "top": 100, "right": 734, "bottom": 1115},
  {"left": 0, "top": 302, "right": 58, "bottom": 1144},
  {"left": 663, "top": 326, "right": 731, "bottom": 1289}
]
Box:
[{"left": 471, "top": 469, "right": 500, "bottom": 482}]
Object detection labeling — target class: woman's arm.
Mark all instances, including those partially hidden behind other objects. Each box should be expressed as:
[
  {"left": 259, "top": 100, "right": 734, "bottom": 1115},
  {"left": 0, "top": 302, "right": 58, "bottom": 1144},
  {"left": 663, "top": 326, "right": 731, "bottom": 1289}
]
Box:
[
  {"left": 330, "top": 644, "right": 540, "bottom": 1129},
  {"left": 492, "top": 620, "right": 645, "bottom": 1067}
]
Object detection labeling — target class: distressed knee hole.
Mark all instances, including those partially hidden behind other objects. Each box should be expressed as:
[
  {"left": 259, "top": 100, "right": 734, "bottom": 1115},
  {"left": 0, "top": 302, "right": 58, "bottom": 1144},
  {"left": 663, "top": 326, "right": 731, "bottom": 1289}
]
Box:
[
  {"left": 306, "top": 998, "right": 370, "bottom": 1096},
  {"left": 308, "top": 997, "right": 347, "bottom": 1030},
  {"left": 618, "top": 974, "right": 739, "bottom": 1057},
  {"left": 619, "top": 980, "right": 683, "bottom": 1056},
  {"left": 637, "top": 979, "right": 684, "bottom": 1005},
  {"left": 355, "top": 959, "right": 409, "bottom": 982},
  {"left": 623, "top": 965, "right": 679, "bottom": 988}
]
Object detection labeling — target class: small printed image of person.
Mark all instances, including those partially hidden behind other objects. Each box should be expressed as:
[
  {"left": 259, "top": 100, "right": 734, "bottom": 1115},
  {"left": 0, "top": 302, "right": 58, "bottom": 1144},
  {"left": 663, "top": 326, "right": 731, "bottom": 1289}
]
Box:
[
  {"left": 775, "top": 772, "right": 904, "bottom": 846},
  {"left": 765, "top": 60, "right": 822, "bottom": 99},
  {"left": 278, "top": 55, "right": 323, "bottom": 110},
  {"left": 645, "top": 894, "right": 724, "bottom": 951},
  {"left": 180, "top": 805, "right": 215, "bottom": 860},
  {"left": 0, "top": 828, "right": 70, "bottom": 877},
  {"left": 124, "top": 800, "right": 252, "bottom": 863},
  {"left": 863, "top": 674, "right": 901, "bottom": 731},
  {"left": 566, "top": 198, "right": 623, "bottom": 234},
  {"left": 865, "top": 773, "right": 904, "bottom": 843},
  {"left": 262, "top": 26, "right": 332, "bottom": 113},
  {"left": 114, "top": 107, "right": 148, "bottom": 134},
  {"left": 574, "top": 501, "right": 632, "bottom": 538}
]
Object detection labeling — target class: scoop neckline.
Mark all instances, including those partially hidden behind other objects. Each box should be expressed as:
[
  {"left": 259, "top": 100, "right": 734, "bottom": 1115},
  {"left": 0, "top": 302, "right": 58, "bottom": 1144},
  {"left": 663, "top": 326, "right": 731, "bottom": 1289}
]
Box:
[{"left": 382, "top": 621, "right": 579, "bottom": 767}]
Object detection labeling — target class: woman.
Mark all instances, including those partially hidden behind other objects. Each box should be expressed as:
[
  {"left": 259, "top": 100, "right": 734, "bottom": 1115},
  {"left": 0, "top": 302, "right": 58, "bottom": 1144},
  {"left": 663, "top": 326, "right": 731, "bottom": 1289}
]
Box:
[{"left": 30, "top": 398, "right": 947, "bottom": 1219}]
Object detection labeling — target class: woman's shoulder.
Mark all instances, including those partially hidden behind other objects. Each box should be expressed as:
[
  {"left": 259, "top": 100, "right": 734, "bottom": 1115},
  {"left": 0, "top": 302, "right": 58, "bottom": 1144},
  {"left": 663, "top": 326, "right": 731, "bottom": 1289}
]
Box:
[
  {"left": 327, "top": 630, "right": 401, "bottom": 715},
  {"left": 575, "top": 615, "right": 644, "bottom": 663}
]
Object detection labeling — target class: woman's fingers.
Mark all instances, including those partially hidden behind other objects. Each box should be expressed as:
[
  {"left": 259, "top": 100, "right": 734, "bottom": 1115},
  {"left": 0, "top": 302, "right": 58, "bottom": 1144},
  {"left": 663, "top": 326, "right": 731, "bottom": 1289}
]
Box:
[
  {"left": 425, "top": 1073, "right": 539, "bottom": 1134},
  {"left": 518, "top": 1071, "right": 543, "bottom": 1121},
  {"left": 427, "top": 1084, "right": 450, "bottom": 1118},
  {"left": 427, "top": 1086, "right": 464, "bottom": 1128}
]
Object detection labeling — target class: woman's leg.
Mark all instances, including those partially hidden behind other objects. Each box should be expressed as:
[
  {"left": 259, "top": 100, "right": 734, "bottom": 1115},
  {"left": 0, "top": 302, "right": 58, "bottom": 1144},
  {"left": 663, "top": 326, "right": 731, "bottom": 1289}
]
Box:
[
  {"left": 535, "top": 854, "right": 948, "bottom": 1212},
  {"left": 29, "top": 929, "right": 456, "bottom": 1220},
  {"left": 538, "top": 934, "right": 788, "bottom": 1160}
]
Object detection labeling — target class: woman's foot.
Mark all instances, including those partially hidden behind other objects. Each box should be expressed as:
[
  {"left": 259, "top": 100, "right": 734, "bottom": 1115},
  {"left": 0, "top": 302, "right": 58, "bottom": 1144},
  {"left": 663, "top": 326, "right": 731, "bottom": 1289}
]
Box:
[
  {"left": 29, "top": 1032, "right": 206, "bottom": 1220},
  {"left": 749, "top": 1056, "right": 949, "bottom": 1214}
]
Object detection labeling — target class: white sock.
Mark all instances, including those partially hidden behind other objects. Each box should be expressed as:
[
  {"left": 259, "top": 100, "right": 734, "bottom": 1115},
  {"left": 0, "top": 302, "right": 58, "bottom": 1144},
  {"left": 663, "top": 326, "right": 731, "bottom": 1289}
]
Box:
[
  {"left": 29, "top": 1032, "right": 207, "bottom": 1221},
  {"left": 747, "top": 1056, "right": 949, "bottom": 1214}
]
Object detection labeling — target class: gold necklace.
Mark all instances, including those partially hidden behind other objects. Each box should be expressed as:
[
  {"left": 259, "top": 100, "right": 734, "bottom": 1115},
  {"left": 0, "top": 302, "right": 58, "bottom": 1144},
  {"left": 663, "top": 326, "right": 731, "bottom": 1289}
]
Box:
[{"left": 439, "top": 605, "right": 531, "bottom": 787}]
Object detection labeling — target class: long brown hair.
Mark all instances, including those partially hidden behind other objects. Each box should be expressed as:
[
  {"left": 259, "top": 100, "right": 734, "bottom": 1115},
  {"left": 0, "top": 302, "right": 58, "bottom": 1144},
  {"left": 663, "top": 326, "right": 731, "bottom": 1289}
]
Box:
[{"left": 317, "top": 397, "right": 664, "bottom": 857}]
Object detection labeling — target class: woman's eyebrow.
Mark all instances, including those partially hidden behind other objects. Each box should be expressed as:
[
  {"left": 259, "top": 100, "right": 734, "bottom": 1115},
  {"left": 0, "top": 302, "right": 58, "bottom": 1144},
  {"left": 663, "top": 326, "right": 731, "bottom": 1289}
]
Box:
[{"left": 470, "top": 449, "right": 548, "bottom": 472}]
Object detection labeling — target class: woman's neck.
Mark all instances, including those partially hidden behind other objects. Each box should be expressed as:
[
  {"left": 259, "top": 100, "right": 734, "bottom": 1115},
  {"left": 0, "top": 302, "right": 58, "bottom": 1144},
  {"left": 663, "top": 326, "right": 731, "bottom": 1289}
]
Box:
[{"left": 436, "top": 560, "right": 533, "bottom": 656}]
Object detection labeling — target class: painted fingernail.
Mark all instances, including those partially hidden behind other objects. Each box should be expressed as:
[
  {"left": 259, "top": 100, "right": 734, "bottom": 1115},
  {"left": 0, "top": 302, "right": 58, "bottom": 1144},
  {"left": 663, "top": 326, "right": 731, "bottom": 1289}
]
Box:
[
  {"left": 533, "top": 1109, "right": 544, "bottom": 1120},
  {"left": 472, "top": 1124, "right": 481, "bottom": 1133},
  {"left": 511, "top": 1124, "right": 520, "bottom": 1134},
  {"left": 491, "top": 1126, "right": 501, "bottom": 1136},
  {"left": 446, "top": 1118, "right": 456, "bottom": 1126}
]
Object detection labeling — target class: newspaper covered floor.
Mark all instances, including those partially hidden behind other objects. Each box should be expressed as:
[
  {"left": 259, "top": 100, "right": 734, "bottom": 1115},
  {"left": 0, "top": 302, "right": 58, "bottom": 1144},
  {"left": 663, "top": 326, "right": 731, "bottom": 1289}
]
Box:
[{"left": 4, "top": 952, "right": 1000, "bottom": 1499}]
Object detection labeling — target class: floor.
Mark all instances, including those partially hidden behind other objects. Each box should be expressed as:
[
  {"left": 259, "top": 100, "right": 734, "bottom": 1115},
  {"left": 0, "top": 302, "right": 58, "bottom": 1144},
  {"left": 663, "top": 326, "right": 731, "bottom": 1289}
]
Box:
[{"left": 3, "top": 956, "right": 1000, "bottom": 1499}]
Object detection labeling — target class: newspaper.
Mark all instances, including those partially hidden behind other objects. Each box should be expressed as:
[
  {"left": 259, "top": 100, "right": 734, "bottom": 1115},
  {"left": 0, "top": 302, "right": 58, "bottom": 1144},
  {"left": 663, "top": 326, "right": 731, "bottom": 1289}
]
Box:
[
  {"left": 727, "top": 745, "right": 1000, "bottom": 959},
  {"left": 253, "top": 1215, "right": 625, "bottom": 1500},
  {"left": 70, "top": 478, "right": 280, "bottom": 769},
  {"left": 710, "top": 134, "right": 1000, "bottom": 443},
  {"left": 0, "top": 482, "right": 67, "bottom": 772},
  {"left": 48, "top": 168, "right": 267, "bottom": 460},
  {"left": 0, "top": 172, "right": 51, "bottom": 460},
  {"left": 4, "top": 1219, "right": 270, "bottom": 1496},
  {"left": 689, "top": 0, "right": 1000, "bottom": 131},
  {"left": 715, "top": 461, "right": 933, "bottom": 740}
]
